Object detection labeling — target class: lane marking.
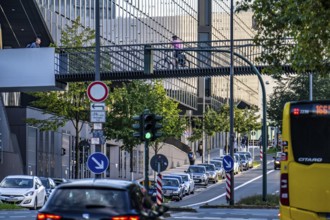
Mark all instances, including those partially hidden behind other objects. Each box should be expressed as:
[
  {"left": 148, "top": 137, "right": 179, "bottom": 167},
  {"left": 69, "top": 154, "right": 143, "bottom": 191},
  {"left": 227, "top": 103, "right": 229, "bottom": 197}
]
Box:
[{"left": 186, "top": 169, "right": 275, "bottom": 207}]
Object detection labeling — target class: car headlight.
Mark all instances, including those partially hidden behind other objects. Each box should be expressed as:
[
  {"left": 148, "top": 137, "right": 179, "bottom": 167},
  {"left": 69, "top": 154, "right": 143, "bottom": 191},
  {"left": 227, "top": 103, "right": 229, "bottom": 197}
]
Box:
[
  {"left": 275, "top": 161, "right": 280, "bottom": 164},
  {"left": 24, "top": 191, "right": 34, "bottom": 196}
]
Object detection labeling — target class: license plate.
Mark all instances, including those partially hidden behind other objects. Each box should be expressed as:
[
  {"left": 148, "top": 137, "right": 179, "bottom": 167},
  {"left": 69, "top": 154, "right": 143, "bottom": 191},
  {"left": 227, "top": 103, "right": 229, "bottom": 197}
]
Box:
[{"left": 5, "top": 197, "right": 18, "bottom": 201}]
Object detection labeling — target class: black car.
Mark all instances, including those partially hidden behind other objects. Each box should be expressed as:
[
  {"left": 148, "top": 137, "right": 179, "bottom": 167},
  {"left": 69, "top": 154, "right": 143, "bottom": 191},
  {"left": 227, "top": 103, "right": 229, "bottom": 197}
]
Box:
[
  {"left": 52, "top": 177, "right": 70, "bottom": 186},
  {"left": 273, "top": 156, "right": 281, "bottom": 170},
  {"left": 36, "top": 179, "right": 168, "bottom": 220}
]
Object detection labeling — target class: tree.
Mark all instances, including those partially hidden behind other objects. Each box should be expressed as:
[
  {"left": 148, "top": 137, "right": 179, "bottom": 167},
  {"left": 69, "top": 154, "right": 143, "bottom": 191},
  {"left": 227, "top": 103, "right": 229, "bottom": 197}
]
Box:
[
  {"left": 268, "top": 74, "right": 330, "bottom": 127},
  {"left": 237, "top": 0, "right": 330, "bottom": 76},
  {"left": 27, "top": 17, "right": 97, "bottom": 178},
  {"left": 104, "top": 80, "right": 186, "bottom": 178},
  {"left": 188, "top": 104, "right": 261, "bottom": 154}
]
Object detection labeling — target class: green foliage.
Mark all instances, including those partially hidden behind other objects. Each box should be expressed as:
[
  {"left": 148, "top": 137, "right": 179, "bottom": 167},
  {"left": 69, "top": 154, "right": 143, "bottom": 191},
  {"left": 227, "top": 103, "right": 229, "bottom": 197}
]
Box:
[
  {"left": 236, "top": 194, "right": 279, "bottom": 206},
  {"left": 267, "top": 74, "right": 330, "bottom": 126},
  {"left": 188, "top": 104, "right": 261, "bottom": 142},
  {"left": 105, "top": 81, "right": 186, "bottom": 153},
  {"left": 236, "top": 0, "right": 330, "bottom": 76},
  {"left": 0, "top": 203, "right": 25, "bottom": 210}
]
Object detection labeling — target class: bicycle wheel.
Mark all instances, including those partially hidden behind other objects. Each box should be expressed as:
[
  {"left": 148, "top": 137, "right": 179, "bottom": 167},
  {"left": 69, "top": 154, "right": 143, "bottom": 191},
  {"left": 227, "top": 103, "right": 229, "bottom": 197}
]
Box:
[{"left": 155, "top": 58, "right": 173, "bottom": 70}]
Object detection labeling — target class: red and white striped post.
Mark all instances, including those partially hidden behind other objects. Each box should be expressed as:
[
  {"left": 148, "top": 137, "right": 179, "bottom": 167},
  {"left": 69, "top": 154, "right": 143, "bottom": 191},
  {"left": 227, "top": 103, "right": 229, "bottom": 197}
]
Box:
[
  {"left": 260, "top": 148, "right": 263, "bottom": 161},
  {"left": 156, "top": 173, "right": 163, "bottom": 205},
  {"left": 226, "top": 172, "right": 231, "bottom": 203}
]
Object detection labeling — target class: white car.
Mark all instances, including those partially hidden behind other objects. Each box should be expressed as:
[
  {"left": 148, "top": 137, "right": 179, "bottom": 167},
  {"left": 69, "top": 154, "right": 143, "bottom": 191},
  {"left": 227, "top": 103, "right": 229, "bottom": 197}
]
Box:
[
  {"left": 171, "top": 173, "right": 195, "bottom": 195},
  {"left": 0, "top": 175, "right": 46, "bottom": 210}
]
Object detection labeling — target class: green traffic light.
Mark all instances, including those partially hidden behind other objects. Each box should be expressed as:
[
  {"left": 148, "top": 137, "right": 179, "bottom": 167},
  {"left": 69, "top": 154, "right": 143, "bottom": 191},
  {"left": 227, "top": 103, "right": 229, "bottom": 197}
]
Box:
[{"left": 145, "top": 132, "right": 152, "bottom": 140}]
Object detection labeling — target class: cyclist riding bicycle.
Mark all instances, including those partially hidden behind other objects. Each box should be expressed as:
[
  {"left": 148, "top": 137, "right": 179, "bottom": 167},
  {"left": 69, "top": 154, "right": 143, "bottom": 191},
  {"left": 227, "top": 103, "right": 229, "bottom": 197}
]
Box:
[{"left": 171, "top": 35, "right": 186, "bottom": 67}]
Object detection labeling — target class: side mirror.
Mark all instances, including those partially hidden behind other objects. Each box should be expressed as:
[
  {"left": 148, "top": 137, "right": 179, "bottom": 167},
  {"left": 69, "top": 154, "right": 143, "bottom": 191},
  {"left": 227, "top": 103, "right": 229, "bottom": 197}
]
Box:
[
  {"left": 184, "top": 170, "right": 187, "bottom": 173},
  {"left": 273, "top": 156, "right": 276, "bottom": 159}
]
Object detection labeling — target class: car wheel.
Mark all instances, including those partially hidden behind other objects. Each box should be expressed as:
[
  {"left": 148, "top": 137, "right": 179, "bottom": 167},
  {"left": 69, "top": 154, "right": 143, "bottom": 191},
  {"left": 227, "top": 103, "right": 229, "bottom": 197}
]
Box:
[
  {"left": 191, "top": 188, "right": 195, "bottom": 194},
  {"left": 32, "top": 198, "right": 37, "bottom": 210},
  {"left": 186, "top": 187, "right": 190, "bottom": 195}
]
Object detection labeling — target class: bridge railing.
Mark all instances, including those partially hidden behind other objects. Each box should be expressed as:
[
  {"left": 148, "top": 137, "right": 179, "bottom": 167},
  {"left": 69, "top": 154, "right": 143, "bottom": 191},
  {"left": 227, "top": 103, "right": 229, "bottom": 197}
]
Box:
[{"left": 54, "top": 39, "right": 295, "bottom": 75}]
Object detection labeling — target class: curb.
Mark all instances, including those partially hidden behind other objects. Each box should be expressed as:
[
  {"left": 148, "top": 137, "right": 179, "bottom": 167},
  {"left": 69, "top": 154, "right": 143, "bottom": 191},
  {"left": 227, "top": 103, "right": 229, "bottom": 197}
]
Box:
[
  {"left": 199, "top": 204, "right": 279, "bottom": 209},
  {"left": 169, "top": 206, "right": 198, "bottom": 212}
]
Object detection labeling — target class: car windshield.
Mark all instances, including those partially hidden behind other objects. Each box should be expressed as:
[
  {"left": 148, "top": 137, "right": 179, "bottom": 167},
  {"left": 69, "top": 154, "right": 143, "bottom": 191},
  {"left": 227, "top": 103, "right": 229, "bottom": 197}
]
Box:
[
  {"left": 40, "top": 178, "right": 50, "bottom": 188},
  {"left": 179, "top": 175, "right": 188, "bottom": 181},
  {"left": 0, "top": 178, "right": 33, "bottom": 188},
  {"left": 164, "top": 176, "right": 182, "bottom": 183},
  {"left": 239, "top": 155, "right": 245, "bottom": 160},
  {"left": 47, "top": 188, "right": 128, "bottom": 210},
  {"left": 210, "top": 161, "right": 222, "bottom": 167},
  {"left": 162, "top": 179, "right": 179, "bottom": 187},
  {"left": 188, "top": 167, "right": 205, "bottom": 173}
]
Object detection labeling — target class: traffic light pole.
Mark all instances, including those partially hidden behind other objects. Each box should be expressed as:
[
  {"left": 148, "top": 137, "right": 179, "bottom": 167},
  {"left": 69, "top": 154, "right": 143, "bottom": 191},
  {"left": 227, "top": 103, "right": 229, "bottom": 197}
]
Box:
[{"left": 144, "top": 140, "right": 150, "bottom": 192}]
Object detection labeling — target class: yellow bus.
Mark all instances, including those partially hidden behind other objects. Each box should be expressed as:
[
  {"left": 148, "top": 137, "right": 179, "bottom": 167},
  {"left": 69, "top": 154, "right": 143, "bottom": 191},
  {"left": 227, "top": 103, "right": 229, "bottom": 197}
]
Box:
[{"left": 280, "top": 100, "right": 330, "bottom": 220}]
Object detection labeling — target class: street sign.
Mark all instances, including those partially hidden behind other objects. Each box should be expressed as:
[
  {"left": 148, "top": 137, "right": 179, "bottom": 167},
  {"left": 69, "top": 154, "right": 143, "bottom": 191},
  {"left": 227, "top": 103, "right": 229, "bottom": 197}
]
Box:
[
  {"left": 87, "top": 81, "right": 109, "bottom": 103},
  {"left": 87, "top": 152, "right": 109, "bottom": 174},
  {"left": 90, "top": 111, "right": 106, "bottom": 123},
  {"left": 93, "top": 123, "right": 103, "bottom": 130},
  {"left": 150, "top": 154, "right": 168, "bottom": 172},
  {"left": 92, "top": 130, "right": 104, "bottom": 138},
  {"left": 90, "top": 102, "right": 106, "bottom": 111},
  {"left": 91, "top": 137, "right": 100, "bottom": 145},
  {"left": 223, "top": 155, "right": 234, "bottom": 172}
]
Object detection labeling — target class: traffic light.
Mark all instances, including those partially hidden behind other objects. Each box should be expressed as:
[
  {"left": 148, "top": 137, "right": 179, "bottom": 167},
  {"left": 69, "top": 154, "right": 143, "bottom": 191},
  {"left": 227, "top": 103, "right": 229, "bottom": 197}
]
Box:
[
  {"left": 143, "top": 114, "right": 154, "bottom": 141},
  {"left": 132, "top": 114, "right": 143, "bottom": 140},
  {"left": 151, "top": 114, "right": 163, "bottom": 141}
]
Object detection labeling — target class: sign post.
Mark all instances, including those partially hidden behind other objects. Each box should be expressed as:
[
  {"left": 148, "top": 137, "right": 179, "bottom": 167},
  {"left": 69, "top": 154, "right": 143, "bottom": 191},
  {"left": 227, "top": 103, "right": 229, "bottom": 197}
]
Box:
[{"left": 87, "top": 81, "right": 109, "bottom": 178}]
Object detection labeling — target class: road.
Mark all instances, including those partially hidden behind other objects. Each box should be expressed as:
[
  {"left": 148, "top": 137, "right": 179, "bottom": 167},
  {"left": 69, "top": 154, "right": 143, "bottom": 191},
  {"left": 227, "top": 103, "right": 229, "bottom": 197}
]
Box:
[
  {"left": 0, "top": 152, "right": 280, "bottom": 220},
  {"left": 167, "top": 208, "right": 279, "bottom": 220}
]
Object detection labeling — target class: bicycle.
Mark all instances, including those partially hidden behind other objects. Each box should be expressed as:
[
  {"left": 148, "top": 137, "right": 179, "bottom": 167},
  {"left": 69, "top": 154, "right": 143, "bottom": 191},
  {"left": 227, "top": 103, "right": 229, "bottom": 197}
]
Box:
[{"left": 155, "top": 50, "right": 190, "bottom": 70}]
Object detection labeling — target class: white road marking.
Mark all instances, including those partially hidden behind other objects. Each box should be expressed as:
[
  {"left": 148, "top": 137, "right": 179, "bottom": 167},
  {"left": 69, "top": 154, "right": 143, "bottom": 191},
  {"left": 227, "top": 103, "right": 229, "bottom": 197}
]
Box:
[{"left": 186, "top": 169, "right": 275, "bottom": 207}]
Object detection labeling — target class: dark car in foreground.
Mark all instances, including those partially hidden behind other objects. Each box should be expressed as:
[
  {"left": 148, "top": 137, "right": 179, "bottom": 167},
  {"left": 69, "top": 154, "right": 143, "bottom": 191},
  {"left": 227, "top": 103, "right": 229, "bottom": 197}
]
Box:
[{"left": 37, "top": 179, "right": 168, "bottom": 220}]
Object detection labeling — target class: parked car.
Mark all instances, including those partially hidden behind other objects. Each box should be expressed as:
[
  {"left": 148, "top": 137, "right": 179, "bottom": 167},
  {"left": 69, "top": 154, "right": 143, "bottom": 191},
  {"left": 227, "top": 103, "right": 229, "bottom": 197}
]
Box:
[
  {"left": 171, "top": 173, "right": 195, "bottom": 195},
  {"left": 162, "top": 174, "right": 185, "bottom": 196},
  {"left": 39, "top": 177, "right": 56, "bottom": 200},
  {"left": 209, "top": 160, "right": 225, "bottom": 179},
  {"left": 37, "top": 179, "right": 168, "bottom": 220},
  {"left": 197, "top": 163, "right": 218, "bottom": 183},
  {"left": 0, "top": 175, "right": 46, "bottom": 210},
  {"left": 233, "top": 153, "right": 243, "bottom": 173},
  {"left": 162, "top": 178, "right": 183, "bottom": 201},
  {"left": 237, "top": 153, "right": 249, "bottom": 171},
  {"left": 273, "top": 156, "right": 281, "bottom": 170},
  {"left": 237, "top": 151, "right": 253, "bottom": 168},
  {"left": 52, "top": 178, "right": 69, "bottom": 186},
  {"left": 185, "top": 165, "right": 208, "bottom": 186}
]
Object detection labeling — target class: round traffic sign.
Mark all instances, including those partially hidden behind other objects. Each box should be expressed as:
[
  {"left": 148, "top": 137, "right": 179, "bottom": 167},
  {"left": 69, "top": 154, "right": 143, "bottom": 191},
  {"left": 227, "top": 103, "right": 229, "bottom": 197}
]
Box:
[
  {"left": 223, "top": 155, "right": 234, "bottom": 173},
  {"left": 150, "top": 154, "right": 168, "bottom": 172},
  {"left": 87, "top": 152, "right": 109, "bottom": 174},
  {"left": 87, "top": 81, "right": 109, "bottom": 102}
]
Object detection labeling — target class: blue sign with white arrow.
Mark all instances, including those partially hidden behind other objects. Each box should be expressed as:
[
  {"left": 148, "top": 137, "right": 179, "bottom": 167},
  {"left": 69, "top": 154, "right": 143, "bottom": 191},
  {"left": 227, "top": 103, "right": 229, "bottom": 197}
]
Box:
[
  {"left": 87, "top": 152, "right": 109, "bottom": 174},
  {"left": 223, "top": 155, "right": 234, "bottom": 172}
]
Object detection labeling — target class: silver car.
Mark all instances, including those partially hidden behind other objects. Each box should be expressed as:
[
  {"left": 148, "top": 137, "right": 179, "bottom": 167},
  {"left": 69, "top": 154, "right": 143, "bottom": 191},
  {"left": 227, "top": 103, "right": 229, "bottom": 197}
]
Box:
[
  {"left": 209, "top": 160, "right": 225, "bottom": 179},
  {"left": 171, "top": 173, "right": 195, "bottom": 195},
  {"left": 162, "top": 178, "right": 183, "bottom": 201},
  {"left": 198, "top": 163, "right": 218, "bottom": 183},
  {"left": 186, "top": 165, "right": 208, "bottom": 187}
]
